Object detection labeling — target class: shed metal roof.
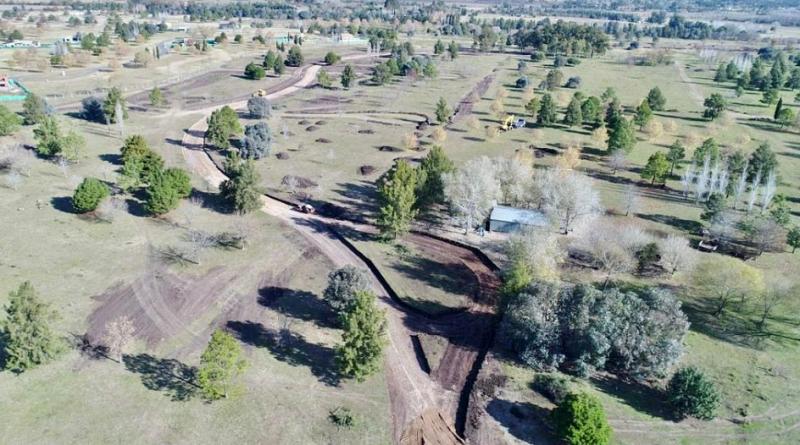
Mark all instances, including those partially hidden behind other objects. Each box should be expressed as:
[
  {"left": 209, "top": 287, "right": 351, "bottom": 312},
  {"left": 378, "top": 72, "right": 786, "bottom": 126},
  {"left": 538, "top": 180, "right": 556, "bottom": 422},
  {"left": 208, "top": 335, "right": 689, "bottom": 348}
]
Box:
[{"left": 490, "top": 205, "right": 548, "bottom": 226}]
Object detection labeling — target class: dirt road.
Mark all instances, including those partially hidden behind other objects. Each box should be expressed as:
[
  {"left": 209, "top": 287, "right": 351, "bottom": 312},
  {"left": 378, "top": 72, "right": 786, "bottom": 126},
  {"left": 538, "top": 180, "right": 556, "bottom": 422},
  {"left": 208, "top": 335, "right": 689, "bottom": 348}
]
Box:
[{"left": 179, "top": 54, "right": 499, "bottom": 444}]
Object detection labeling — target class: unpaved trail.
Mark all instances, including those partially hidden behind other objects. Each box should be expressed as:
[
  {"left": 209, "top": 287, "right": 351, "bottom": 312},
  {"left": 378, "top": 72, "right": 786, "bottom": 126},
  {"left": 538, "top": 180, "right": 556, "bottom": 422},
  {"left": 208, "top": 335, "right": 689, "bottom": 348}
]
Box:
[{"left": 179, "top": 54, "right": 499, "bottom": 444}]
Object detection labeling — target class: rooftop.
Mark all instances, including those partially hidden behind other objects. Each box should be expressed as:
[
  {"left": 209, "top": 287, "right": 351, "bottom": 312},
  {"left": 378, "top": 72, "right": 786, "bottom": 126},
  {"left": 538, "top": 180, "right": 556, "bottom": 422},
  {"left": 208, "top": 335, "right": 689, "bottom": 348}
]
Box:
[{"left": 490, "top": 205, "right": 548, "bottom": 226}]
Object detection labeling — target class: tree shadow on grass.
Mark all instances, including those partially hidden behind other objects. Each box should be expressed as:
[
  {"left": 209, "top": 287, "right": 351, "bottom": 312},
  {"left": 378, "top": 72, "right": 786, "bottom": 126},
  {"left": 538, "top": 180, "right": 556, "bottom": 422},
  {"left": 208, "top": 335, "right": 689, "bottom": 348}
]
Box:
[
  {"left": 122, "top": 353, "right": 198, "bottom": 401},
  {"left": 258, "top": 286, "right": 338, "bottom": 329},
  {"left": 226, "top": 320, "right": 340, "bottom": 386},
  {"left": 590, "top": 374, "right": 673, "bottom": 420},
  {"left": 636, "top": 213, "right": 703, "bottom": 234},
  {"left": 50, "top": 196, "right": 74, "bottom": 213},
  {"left": 98, "top": 153, "right": 122, "bottom": 165},
  {"left": 486, "top": 398, "right": 556, "bottom": 444},
  {"left": 390, "top": 255, "right": 477, "bottom": 307}
]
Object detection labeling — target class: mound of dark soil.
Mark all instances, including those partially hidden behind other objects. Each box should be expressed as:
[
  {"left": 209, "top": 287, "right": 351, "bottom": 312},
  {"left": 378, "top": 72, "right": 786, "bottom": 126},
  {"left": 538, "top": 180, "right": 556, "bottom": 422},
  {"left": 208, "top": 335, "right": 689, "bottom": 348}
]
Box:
[
  {"left": 298, "top": 119, "right": 310, "bottom": 125},
  {"left": 358, "top": 129, "right": 375, "bottom": 134},
  {"left": 315, "top": 120, "right": 327, "bottom": 125},
  {"left": 276, "top": 152, "right": 290, "bottom": 160},
  {"left": 378, "top": 145, "right": 401, "bottom": 152},
  {"left": 281, "top": 175, "right": 318, "bottom": 189},
  {"left": 359, "top": 165, "right": 375, "bottom": 175},
  {"left": 316, "top": 138, "right": 332, "bottom": 143},
  {"left": 305, "top": 126, "right": 319, "bottom": 132}
]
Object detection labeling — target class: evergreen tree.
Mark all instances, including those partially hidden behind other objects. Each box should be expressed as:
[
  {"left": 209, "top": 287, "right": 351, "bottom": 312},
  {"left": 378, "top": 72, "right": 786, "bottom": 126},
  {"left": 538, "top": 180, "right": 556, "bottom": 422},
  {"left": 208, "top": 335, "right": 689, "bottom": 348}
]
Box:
[
  {"left": 607, "top": 116, "right": 635, "bottom": 153},
  {"left": 102, "top": 87, "right": 127, "bottom": 123},
  {"left": 537, "top": 93, "right": 557, "bottom": 125},
  {"left": 563, "top": 95, "right": 583, "bottom": 127},
  {"left": 1, "top": 282, "right": 62, "bottom": 372},
  {"left": 646, "top": 87, "right": 666, "bottom": 111},
  {"left": 701, "top": 193, "right": 725, "bottom": 223},
  {"left": 581, "top": 96, "right": 602, "bottom": 126},
  {"left": 525, "top": 97, "right": 540, "bottom": 120},
  {"left": 273, "top": 55, "right": 285, "bottom": 75},
  {"left": 197, "top": 329, "right": 247, "bottom": 400},
  {"left": 433, "top": 39, "right": 444, "bottom": 55},
  {"left": 634, "top": 99, "right": 653, "bottom": 129},
  {"left": 377, "top": 160, "right": 418, "bottom": 239},
  {"left": 773, "top": 97, "right": 783, "bottom": 120},
  {"left": 219, "top": 152, "right": 261, "bottom": 214},
  {"left": 713, "top": 62, "right": 727, "bottom": 83},
  {"left": 285, "top": 45, "right": 303, "bottom": 66},
  {"left": 641, "top": 152, "right": 670, "bottom": 185},
  {"left": 72, "top": 177, "right": 109, "bottom": 213},
  {"left": 336, "top": 291, "right": 387, "bottom": 382},
  {"left": 340, "top": 64, "right": 356, "bottom": 88},
  {"left": 668, "top": 367, "right": 719, "bottom": 420},
  {"left": 148, "top": 87, "right": 165, "bottom": 106},
  {"left": 21, "top": 93, "right": 52, "bottom": 125},
  {"left": 748, "top": 142, "right": 777, "bottom": 183},
  {"left": 415, "top": 145, "right": 455, "bottom": 209},
  {"left": 0, "top": 104, "right": 20, "bottom": 136},
  {"left": 702, "top": 94, "right": 727, "bottom": 120},
  {"left": 205, "top": 106, "right": 242, "bottom": 149},
  {"left": 262, "top": 50, "right": 277, "bottom": 69},
  {"left": 666, "top": 140, "right": 686, "bottom": 176},
  {"left": 447, "top": 40, "right": 459, "bottom": 59},
  {"left": 434, "top": 97, "right": 451, "bottom": 124},
  {"left": 244, "top": 62, "right": 265, "bottom": 80},
  {"left": 552, "top": 392, "right": 612, "bottom": 445},
  {"left": 787, "top": 227, "right": 800, "bottom": 253},
  {"left": 145, "top": 170, "right": 180, "bottom": 215}
]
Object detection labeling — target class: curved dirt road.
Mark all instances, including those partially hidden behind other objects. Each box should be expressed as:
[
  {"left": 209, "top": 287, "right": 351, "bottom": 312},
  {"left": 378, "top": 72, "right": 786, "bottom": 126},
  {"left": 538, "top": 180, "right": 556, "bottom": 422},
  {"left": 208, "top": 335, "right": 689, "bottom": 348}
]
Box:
[{"left": 178, "top": 53, "right": 487, "bottom": 444}]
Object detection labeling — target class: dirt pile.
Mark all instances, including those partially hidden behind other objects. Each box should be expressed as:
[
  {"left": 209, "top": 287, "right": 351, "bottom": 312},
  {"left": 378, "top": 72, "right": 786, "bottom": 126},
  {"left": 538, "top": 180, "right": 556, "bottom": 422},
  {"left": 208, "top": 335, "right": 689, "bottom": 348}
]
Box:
[
  {"left": 281, "top": 175, "right": 318, "bottom": 189},
  {"left": 400, "top": 409, "right": 465, "bottom": 445}
]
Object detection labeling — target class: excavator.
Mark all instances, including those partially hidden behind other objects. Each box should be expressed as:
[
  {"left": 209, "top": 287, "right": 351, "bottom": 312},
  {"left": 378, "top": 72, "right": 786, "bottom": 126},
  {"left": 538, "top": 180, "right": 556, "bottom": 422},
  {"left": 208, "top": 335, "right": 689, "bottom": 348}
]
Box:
[{"left": 500, "top": 114, "right": 526, "bottom": 131}]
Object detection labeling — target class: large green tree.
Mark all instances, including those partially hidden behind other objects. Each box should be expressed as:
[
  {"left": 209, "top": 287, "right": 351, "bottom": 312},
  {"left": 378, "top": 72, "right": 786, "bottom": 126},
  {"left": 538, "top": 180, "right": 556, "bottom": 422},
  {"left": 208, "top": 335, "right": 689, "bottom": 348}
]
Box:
[
  {"left": 666, "top": 140, "right": 686, "bottom": 176},
  {"left": 563, "top": 96, "right": 583, "bottom": 127},
  {"left": 340, "top": 64, "right": 356, "bottom": 88},
  {"left": 102, "top": 87, "right": 128, "bottom": 123},
  {"left": 336, "top": 291, "right": 387, "bottom": 382},
  {"left": 415, "top": 145, "right": 455, "bottom": 209},
  {"left": 633, "top": 99, "right": 653, "bottom": 129},
  {"left": 21, "top": 93, "right": 51, "bottom": 125},
  {"left": 1, "top": 282, "right": 62, "bottom": 372},
  {"left": 197, "top": 329, "right": 247, "bottom": 400},
  {"left": 220, "top": 152, "right": 261, "bottom": 213},
  {"left": 646, "top": 86, "right": 666, "bottom": 111},
  {"left": 641, "top": 152, "right": 670, "bottom": 185},
  {"left": 377, "top": 160, "right": 418, "bottom": 239},
  {"left": 702, "top": 93, "right": 726, "bottom": 120},
  {"left": 537, "top": 93, "right": 557, "bottom": 125},
  {"left": 206, "top": 106, "right": 242, "bottom": 149},
  {"left": 434, "top": 97, "right": 451, "bottom": 124},
  {"left": 607, "top": 116, "right": 635, "bottom": 153}
]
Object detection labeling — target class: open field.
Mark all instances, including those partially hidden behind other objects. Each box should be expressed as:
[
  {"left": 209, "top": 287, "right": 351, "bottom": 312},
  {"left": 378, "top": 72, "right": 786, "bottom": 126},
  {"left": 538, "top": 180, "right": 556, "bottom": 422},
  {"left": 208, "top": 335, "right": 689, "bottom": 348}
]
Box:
[{"left": 1, "top": 5, "right": 800, "bottom": 445}]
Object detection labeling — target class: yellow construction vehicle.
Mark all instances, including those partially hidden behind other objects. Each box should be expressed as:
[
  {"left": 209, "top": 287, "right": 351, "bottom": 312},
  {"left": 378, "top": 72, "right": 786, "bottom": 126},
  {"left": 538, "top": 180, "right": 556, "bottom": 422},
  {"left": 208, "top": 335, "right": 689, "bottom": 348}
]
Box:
[
  {"left": 252, "top": 89, "right": 267, "bottom": 97},
  {"left": 500, "top": 115, "right": 527, "bottom": 131}
]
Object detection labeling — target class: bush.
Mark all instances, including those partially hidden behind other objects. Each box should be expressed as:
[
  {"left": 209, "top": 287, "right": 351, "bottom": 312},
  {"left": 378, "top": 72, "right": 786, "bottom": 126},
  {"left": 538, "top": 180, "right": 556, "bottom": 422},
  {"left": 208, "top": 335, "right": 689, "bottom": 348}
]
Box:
[
  {"left": 554, "top": 55, "right": 567, "bottom": 67},
  {"left": 324, "top": 51, "right": 341, "bottom": 65},
  {"left": 515, "top": 76, "right": 529, "bottom": 89},
  {"left": 667, "top": 367, "right": 719, "bottom": 420},
  {"left": 163, "top": 168, "right": 192, "bottom": 198},
  {"left": 81, "top": 96, "right": 105, "bottom": 123},
  {"left": 565, "top": 76, "right": 582, "bottom": 89},
  {"left": 247, "top": 96, "right": 271, "bottom": 118},
  {"left": 328, "top": 406, "right": 358, "bottom": 429},
  {"left": 72, "top": 177, "right": 109, "bottom": 213},
  {"left": 323, "top": 265, "right": 370, "bottom": 314},
  {"left": 285, "top": 45, "right": 304, "bottom": 67},
  {"left": 239, "top": 122, "right": 271, "bottom": 160},
  {"left": 552, "top": 392, "right": 612, "bottom": 445},
  {"left": 566, "top": 57, "right": 581, "bottom": 66},
  {"left": 244, "top": 62, "right": 265, "bottom": 80},
  {"left": 530, "top": 51, "right": 544, "bottom": 62},
  {"left": 532, "top": 373, "right": 570, "bottom": 404}
]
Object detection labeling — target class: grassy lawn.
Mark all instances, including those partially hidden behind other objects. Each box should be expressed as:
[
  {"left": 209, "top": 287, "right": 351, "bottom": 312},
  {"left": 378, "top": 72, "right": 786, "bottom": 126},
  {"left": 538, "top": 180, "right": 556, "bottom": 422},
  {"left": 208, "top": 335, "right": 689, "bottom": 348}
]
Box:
[{"left": 353, "top": 238, "right": 476, "bottom": 316}]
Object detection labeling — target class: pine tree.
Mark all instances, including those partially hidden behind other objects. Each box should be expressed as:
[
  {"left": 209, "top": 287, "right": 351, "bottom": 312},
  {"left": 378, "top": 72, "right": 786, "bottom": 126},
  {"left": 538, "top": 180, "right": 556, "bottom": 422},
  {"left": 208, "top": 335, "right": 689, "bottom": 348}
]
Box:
[
  {"left": 433, "top": 39, "right": 444, "bottom": 55},
  {"left": 415, "top": 145, "right": 455, "bottom": 209},
  {"left": 634, "top": 99, "right": 653, "bottom": 129},
  {"left": 447, "top": 41, "right": 459, "bottom": 59},
  {"left": 666, "top": 140, "right": 686, "bottom": 176},
  {"left": 220, "top": 152, "right": 262, "bottom": 214},
  {"left": 336, "top": 291, "right": 386, "bottom": 382},
  {"left": 1, "top": 282, "right": 62, "bottom": 372},
  {"left": 340, "top": 64, "right": 356, "bottom": 88},
  {"left": 607, "top": 116, "right": 635, "bottom": 153},
  {"left": 552, "top": 392, "right": 612, "bottom": 445},
  {"left": 646, "top": 86, "right": 666, "bottom": 111},
  {"left": 197, "top": 330, "right": 247, "bottom": 400},
  {"left": 434, "top": 97, "right": 451, "bottom": 124},
  {"left": 537, "top": 93, "right": 557, "bottom": 125},
  {"left": 377, "top": 160, "right": 418, "bottom": 239},
  {"left": 148, "top": 87, "right": 165, "bottom": 107},
  {"left": 773, "top": 97, "right": 783, "bottom": 120},
  {"left": 563, "top": 95, "right": 583, "bottom": 127}
]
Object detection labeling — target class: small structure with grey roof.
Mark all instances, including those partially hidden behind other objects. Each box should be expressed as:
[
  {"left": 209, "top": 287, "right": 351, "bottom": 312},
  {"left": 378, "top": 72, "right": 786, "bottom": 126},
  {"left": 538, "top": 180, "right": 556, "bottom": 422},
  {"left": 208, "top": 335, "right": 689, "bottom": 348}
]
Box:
[{"left": 489, "top": 205, "right": 548, "bottom": 233}]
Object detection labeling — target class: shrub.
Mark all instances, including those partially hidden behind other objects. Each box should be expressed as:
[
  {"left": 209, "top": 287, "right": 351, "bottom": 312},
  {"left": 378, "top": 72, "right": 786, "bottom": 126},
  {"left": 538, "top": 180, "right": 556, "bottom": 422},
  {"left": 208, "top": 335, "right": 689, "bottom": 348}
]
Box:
[
  {"left": 515, "top": 76, "right": 529, "bottom": 89},
  {"left": 72, "top": 177, "right": 109, "bottom": 213},
  {"left": 532, "top": 373, "right": 570, "bottom": 404},
  {"left": 328, "top": 406, "right": 358, "bottom": 429},
  {"left": 163, "top": 168, "right": 192, "bottom": 198},
  {"left": 239, "top": 122, "right": 271, "bottom": 160},
  {"left": 667, "top": 367, "right": 719, "bottom": 420},
  {"left": 324, "top": 51, "right": 341, "bottom": 65},
  {"left": 244, "top": 62, "right": 265, "bottom": 80},
  {"left": 530, "top": 51, "right": 544, "bottom": 62},
  {"left": 145, "top": 171, "right": 180, "bottom": 215},
  {"left": 247, "top": 96, "right": 271, "bottom": 118},
  {"left": 566, "top": 57, "right": 581, "bottom": 66},
  {"left": 565, "top": 76, "right": 582, "bottom": 89},
  {"left": 323, "top": 265, "right": 370, "bottom": 314},
  {"left": 552, "top": 392, "right": 612, "bottom": 445}
]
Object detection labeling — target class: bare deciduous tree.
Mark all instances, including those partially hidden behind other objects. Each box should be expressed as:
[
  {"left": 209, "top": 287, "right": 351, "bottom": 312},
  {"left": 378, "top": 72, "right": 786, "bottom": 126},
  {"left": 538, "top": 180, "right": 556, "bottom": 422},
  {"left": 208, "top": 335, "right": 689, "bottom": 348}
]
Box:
[
  {"left": 5, "top": 170, "right": 22, "bottom": 190},
  {"left": 659, "top": 234, "right": 695, "bottom": 276},
  {"left": 608, "top": 150, "right": 628, "bottom": 175},
  {"left": 506, "top": 228, "right": 564, "bottom": 282},
  {"left": 540, "top": 170, "right": 601, "bottom": 234},
  {"left": 493, "top": 157, "right": 532, "bottom": 206},
  {"left": 443, "top": 156, "right": 499, "bottom": 234},
  {"left": 622, "top": 183, "right": 639, "bottom": 217},
  {"left": 103, "top": 315, "right": 135, "bottom": 361}
]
